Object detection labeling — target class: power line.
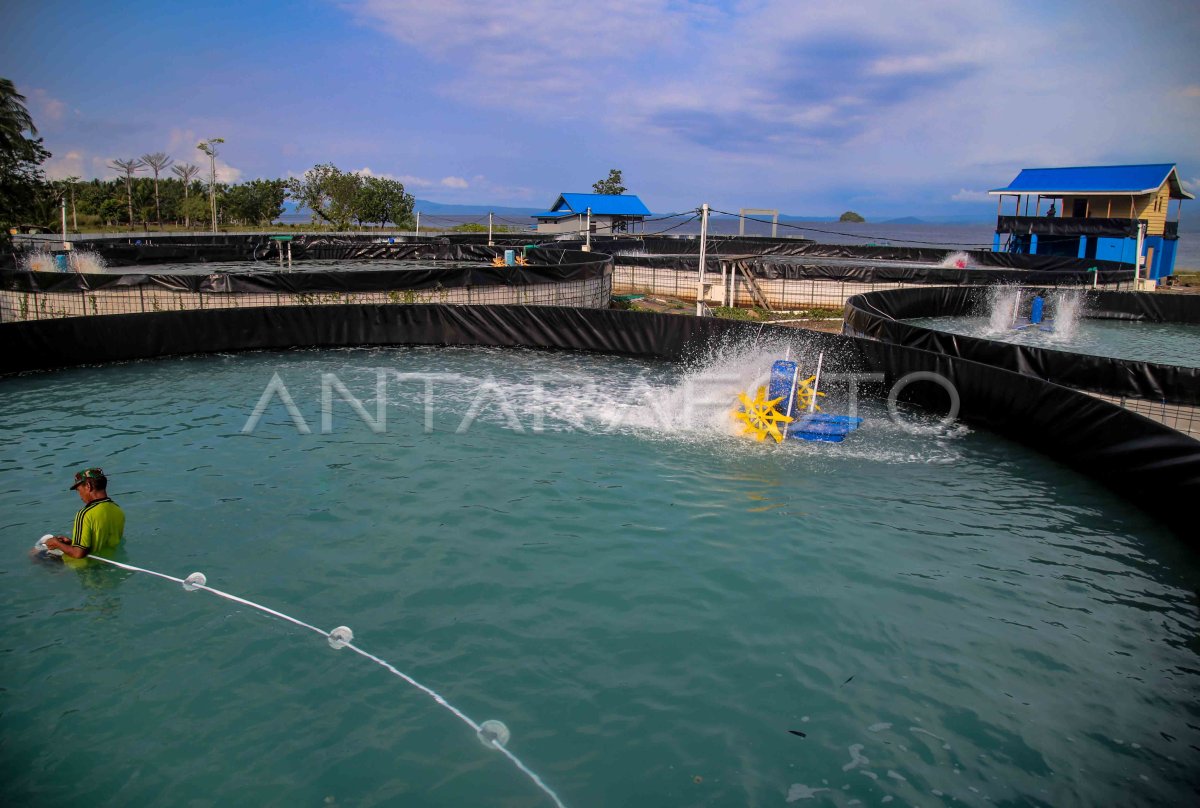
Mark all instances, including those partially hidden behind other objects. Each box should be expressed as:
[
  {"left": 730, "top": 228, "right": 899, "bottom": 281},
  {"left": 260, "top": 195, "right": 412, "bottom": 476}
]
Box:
[
  {"left": 643, "top": 213, "right": 701, "bottom": 236},
  {"left": 706, "top": 207, "right": 994, "bottom": 248}
]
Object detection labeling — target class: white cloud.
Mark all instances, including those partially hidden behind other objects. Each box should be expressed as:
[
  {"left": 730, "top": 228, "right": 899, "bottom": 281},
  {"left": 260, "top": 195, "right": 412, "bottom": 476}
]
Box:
[
  {"left": 950, "top": 189, "right": 992, "bottom": 203},
  {"left": 212, "top": 159, "right": 242, "bottom": 183},
  {"left": 382, "top": 170, "right": 432, "bottom": 187},
  {"left": 43, "top": 150, "right": 86, "bottom": 180},
  {"left": 345, "top": 0, "right": 1197, "bottom": 214},
  {"left": 28, "top": 88, "right": 67, "bottom": 124},
  {"left": 159, "top": 128, "right": 242, "bottom": 181},
  {"left": 354, "top": 167, "right": 469, "bottom": 191},
  {"left": 346, "top": 0, "right": 701, "bottom": 105}
]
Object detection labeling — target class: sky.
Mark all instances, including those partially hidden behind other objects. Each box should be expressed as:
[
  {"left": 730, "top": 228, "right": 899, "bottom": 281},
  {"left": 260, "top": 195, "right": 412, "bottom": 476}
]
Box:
[{"left": 3, "top": 0, "right": 1198, "bottom": 218}]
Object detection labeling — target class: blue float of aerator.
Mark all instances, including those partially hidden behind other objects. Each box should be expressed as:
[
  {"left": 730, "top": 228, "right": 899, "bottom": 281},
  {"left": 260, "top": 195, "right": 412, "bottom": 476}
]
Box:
[
  {"left": 789, "top": 413, "right": 864, "bottom": 443},
  {"left": 768, "top": 360, "right": 797, "bottom": 404},
  {"left": 766, "top": 359, "right": 863, "bottom": 442}
]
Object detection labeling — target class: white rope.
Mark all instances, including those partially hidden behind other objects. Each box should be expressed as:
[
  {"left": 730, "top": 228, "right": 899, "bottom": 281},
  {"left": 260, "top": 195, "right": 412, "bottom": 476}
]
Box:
[{"left": 82, "top": 553, "right": 568, "bottom": 808}]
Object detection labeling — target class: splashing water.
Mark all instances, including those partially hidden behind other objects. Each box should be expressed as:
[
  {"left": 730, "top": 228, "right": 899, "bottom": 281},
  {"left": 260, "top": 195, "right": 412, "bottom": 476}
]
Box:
[
  {"left": 984, "top": 286, "right": 1022, "bottom": 333},
  {"left": 71, "top": 250, "right": 108, "bottom": 273},
  {"left": 1047, "top": 289, "right": 1085, "bottom": 341},
  {"left": 20, "top": 250, "right": 107, "bottom": 273},
  {"left": 939, "top": 251, "right": 972, "bottom": 269},
  {"left": 364, "top": 341, "right": 970, "bottom": 463},
  {"left": 20, "top": 251, "right": 60, "bottom": 272},
  {"left": 977, "top": 286, "right": 1086, "bottom": 342}
]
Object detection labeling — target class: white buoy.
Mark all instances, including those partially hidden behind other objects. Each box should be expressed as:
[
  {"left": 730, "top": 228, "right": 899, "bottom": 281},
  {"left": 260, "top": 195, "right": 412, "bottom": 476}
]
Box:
[
  {"left": 36, "top": 534, "right": 63, "bottom": 556},
  {"left": 328, "top": 626, "right": 354, "bottom": 650},
  {"left": 478, "top": 719, "right": 511, "bottom": 749},
  {"left": 183, "top": 572, "right": 207, "bottom": 591}
]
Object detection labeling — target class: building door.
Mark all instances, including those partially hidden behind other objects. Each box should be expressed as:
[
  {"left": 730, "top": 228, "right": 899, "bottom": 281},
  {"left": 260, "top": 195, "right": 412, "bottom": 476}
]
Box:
[{"left": 1072, "top": 199, "right": 1088, "bottom": 218}]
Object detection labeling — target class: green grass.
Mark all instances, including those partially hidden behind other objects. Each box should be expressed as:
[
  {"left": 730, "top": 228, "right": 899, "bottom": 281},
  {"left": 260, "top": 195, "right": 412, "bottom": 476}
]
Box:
[{"left": 710, "top": 305, "right": 843, "bottom": 321}]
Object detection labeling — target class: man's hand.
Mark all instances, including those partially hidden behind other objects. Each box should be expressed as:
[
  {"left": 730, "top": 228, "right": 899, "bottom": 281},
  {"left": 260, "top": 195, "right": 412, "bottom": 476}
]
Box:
[{"left": 46, "top": 537, "right": 89, "bottom": 559}]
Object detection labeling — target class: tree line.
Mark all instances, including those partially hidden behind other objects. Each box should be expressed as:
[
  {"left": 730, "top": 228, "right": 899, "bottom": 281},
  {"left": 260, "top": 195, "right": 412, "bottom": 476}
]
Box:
[{"left": 1, "top": 78, "right": 415, "bottom": 237}]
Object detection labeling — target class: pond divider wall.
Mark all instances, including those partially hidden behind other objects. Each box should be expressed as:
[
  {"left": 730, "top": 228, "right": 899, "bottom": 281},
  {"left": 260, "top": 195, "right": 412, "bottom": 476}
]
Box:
[
  {"left": 1, "top": 304, "right": 1195, "bottom": 539},
  {"left": 843, "top": 287, "right": 1200, "bottom": 406},
  {"left": 0, "top": 247, "right": 611, "bottom": 321},
  {"left": 583, "top": 239, "right": 1136, "bottom": 309}
]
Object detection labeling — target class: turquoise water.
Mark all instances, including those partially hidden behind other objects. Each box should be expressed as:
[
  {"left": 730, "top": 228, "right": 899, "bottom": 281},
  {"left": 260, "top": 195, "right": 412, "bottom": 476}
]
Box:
[
  {"left": 2, "top": 344, "right": 1197, "bottom": 807},
  {"left": 906, "top": 315, "right": 1200, "bottom": 368}
]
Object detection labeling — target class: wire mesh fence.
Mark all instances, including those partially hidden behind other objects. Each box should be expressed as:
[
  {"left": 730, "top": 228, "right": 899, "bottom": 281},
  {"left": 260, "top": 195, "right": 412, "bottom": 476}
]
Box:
[
  {"left": 0, "top": 275, "right": 611, "bottom": 323},
  {"left": 1084, "top": 392, "right": 1200, "bottom": 440},
  {"left": 613, "top": 263, "right": 1129, "bottom": 309}
]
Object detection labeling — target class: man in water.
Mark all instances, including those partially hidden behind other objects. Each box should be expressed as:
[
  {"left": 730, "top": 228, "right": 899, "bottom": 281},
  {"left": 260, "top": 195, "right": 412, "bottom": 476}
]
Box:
[{"left": 41, "top": 468, "right": 125, "bottom": 562}]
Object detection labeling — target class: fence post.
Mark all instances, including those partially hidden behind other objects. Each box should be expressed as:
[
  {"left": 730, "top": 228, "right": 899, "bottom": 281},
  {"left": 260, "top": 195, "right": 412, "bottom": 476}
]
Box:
[{"left": 139, "top": 286, "right": 145, "bottom": 313}]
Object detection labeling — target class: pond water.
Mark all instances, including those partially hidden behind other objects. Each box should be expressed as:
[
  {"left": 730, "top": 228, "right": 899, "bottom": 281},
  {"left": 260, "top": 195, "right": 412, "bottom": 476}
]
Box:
[{"left": 1, "top": 342, "right": 1196, "bottom": 806}]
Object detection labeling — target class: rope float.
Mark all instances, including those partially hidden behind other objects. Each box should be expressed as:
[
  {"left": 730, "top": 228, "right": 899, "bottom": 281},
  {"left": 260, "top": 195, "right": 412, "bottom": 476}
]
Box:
[{"left": 35, "top": 537, "right": 567, "bottom": 808}]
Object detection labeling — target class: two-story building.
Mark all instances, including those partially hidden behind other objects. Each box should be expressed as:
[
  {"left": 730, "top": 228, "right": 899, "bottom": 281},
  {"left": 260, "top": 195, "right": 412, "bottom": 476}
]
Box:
[
  {"left": 533, "top": 193, "right": 651, "bottom": 235},
  {"left": 989, "top": 163, "right": 1191, "bottom": 282}
]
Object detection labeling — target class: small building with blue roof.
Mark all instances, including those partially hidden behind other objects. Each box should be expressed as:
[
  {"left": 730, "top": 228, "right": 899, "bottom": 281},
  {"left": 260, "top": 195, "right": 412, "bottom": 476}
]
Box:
[
  {"left": 989, "top": 163, "right": 1192, "bottom": 282},
  {"left": 533, "top": 193, "right": 651, "bottom": 235}
]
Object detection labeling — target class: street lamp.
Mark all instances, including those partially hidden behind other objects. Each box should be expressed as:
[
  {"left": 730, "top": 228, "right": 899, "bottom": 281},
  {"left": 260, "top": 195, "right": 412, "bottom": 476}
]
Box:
[{"left": 197, "top": 138, "right": 225, "bottom": 234}]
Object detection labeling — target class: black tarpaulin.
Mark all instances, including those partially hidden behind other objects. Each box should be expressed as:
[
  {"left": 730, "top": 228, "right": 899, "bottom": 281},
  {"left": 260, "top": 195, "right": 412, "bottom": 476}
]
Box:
[
  {"left": 996, "top": 216, "right": 1141, "bottom": 238},
  {"left": 731, "top": 259, "right": 1131, "bottom": 286},
  {"left": 843, "top": 287, "right": 1200, "bottom": 404},
  {"left": 0, "top": 248, "right": 611, "bottom": 294}
]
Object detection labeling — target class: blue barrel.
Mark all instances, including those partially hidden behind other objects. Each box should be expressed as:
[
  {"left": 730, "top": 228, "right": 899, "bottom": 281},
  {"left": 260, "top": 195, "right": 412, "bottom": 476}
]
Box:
[
  {"left": 1030, "top": 295, "right": 1045, "bottom": 324},
  {"left": 54, "top": 254, "right": 69, "bottom": 271},
  {"left": 504, "top": 249, "right": 515, "bottom": 266}
]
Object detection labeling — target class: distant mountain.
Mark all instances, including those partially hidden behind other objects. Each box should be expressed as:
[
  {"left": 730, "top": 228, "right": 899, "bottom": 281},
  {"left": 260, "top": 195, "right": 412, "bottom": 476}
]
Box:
[
  {"left": 709, "top": 213, "right": 839, "bottom": 223},
  {"left": 414, "top": 199, "right": 543, "bottom": 216}
]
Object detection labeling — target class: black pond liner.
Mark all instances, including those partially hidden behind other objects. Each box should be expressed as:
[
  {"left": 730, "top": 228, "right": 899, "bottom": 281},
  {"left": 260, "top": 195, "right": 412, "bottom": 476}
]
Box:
[
  {"left": 15, "top": 233, "right": 1130, "bottom": 287},
  {"left": 567, "top": 237, "right": 1134, "bottom": 286},
  {"left": 1, "top": 305, "right": 1195, "bottom": 540},
  {"left": 0, "top": 247, "right": 611, "bottom": 294},
  {"left": 843, "top": 287, "right": 1200, "bottom": 405}
]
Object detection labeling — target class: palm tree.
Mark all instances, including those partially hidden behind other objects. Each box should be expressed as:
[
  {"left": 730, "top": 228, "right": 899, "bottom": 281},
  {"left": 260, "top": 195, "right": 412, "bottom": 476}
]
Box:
[
  {"left": 141, "top": 152, "right": 174, "bottom": 226},
  {"left": 197, "top": 138, "right": 224, "bottom": 233},
  {"left": 108, "top": 158, "right": 145, "bottom": 227},
  {"left": 171, "top": 162, "right": 201, "bottom": 228},
  {"left": 0, "top": 77, "right": 37, "bottom": 152}
]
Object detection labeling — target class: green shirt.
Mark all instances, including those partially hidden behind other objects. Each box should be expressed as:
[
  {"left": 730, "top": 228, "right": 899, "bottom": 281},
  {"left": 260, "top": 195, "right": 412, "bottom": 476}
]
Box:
[{"left": 71, "top": 498, "right": 125, "bottom": 556}]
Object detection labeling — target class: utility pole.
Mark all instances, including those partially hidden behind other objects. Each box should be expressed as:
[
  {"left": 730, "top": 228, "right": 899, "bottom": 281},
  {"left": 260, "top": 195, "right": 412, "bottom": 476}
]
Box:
[
  {"left": 197, "top": 138, "right": 225, "bottom": 234},
  {"left": 695, "top": 203, "right": 710, "bottom": 316},
  {"left": 1134, "top": 221, "right": 1146, "bottom": 289},
  {"left": 488, "top": 212, "right": 494, "bottom": 246},
  {"left": 65, "top": 177, "right": 79, "bottom": 231},
  {"left": 415, "top": 211, "right": 420, "bottom": 237},
  {"left": 584, "top": 207, "right": 592, "bottom": 252}
]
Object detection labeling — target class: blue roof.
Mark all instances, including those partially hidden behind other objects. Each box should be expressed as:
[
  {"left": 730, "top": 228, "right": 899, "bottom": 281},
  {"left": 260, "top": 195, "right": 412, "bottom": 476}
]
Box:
[
  {"left": 990, "top": 163, "right": 1194, "bottom": 198},
  {"left": 532, "top": 193, "right": 651, "bottom": 219}
]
